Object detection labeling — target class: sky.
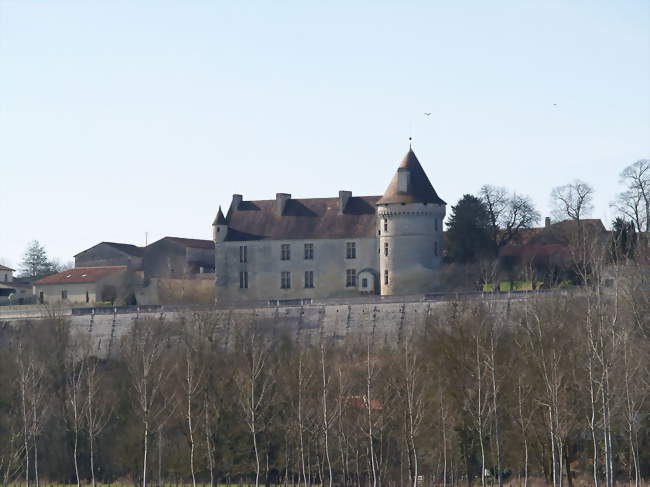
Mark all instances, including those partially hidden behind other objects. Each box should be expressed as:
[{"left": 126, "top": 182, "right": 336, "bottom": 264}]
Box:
[{"left": 0, "top": 0, "right": 648, "bottom": 270}]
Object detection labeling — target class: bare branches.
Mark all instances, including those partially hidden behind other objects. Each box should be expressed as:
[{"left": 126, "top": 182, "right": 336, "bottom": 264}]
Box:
[
  {"left": 479, "top": 185, "right": 541, "bottom": 252},
  {"left": 613, "top": 159, "right": 650, "bottom": 233},
  {"left": 551, "top": 179, "right": 595, "bottom": 222}
]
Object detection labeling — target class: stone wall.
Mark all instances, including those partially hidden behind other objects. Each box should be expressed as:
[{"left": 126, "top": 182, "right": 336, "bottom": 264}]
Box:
[{"left": 215, "top": 237, "right": 379, "bottom": 303}]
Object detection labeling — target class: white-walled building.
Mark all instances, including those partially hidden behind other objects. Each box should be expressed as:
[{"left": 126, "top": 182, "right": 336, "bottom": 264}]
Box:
[
  {"left": 0, "top": 264, "right": 14, "bottom": 283},
  {"left": 34, "top": 266, "right": 128, "bottom": 305},
  {"left": 212, "top": 148, "right": 446, "bottom": 303}
]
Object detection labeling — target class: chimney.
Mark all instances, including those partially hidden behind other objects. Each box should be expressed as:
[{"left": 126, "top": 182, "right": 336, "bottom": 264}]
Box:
[
  {"left": 338, "top": 190, "right": 352, "bottom": 214},
  {"left": 545, "top": 216, "right": 551, "bottom": 229},
  {"left": 398, "top": 168, "right": 410, "bottom": 193},
  {"left": 230, "top": 194, "right": 243, "bottom": 212},
  {"left": 276, "top": 193, "right": 291, "bottom": 216}
]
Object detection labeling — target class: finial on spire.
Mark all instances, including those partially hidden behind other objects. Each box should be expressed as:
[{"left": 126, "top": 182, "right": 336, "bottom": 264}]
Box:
[{"left": 409, "top": 136, "right": 412, "bottom": 150}]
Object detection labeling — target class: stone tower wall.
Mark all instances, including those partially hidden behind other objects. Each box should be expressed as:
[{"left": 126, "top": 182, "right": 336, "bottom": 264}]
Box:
[{"left": 377, "top": 202, "right": 445, "bottom": 295}]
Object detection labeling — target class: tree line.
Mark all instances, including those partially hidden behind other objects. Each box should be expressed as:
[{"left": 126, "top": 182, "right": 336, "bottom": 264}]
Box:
[
  {"left": 443, "top": 159, "right": 649, "bottom": 289},
  {"left": 0, "top": 239, "right": 648, "bottom": 487}
]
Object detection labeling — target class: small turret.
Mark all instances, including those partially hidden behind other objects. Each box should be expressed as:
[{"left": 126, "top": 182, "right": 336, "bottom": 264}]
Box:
[{"left": 212, "top": 206, "right": 228, "bottom": 243}]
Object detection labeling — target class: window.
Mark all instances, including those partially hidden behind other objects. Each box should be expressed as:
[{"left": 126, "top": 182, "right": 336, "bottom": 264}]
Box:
[
  {"left": 434, "top": 218, "right": 439, "bottom": 232},
  {"left": 239, "top": 271, "right": 249, "bottom": 289},
  {"left": 346, "top": 242, "right": 356, "bottom": 259},
  {"left": 384, "top": 270, "right": 389, "bottom": 285},
  {"left": 304, "top": 271, "right": 314, "bottom": 288},
  {"left": 3, "top": 273, "right": 6, "bottom": 282},
  {"left": 384, "top": 220, "right": 388, "bottom": 232},
  {"left": 434, "top": 241, "right": 439, "bottom": 257},
  {"left": 61, "top": 290, "right": 68, "bottom": 300},
  {"left": 281, "top": 271, "right": 291, "bottom": 289},
  {"left": 384, "top": 242, "right": 389, "bottom": 256},
  {"left": 85, "top": 291, "right": 89, "bottom": 303},
  {"left": 239, "top": 245, "right": 248, "bottom": 263},
  {"left": 346, "top": 269, "right": 357, "bottom": 287},
  {"left": 281, "top": 244, "right": 291, "bottom": 261},
  {"left": 362, "top": 278, "right": 368, "bottom": 288},
  {"left": 304, "top": 243, "right": 314, "bottom": 260},
  {"left": 39, "top": 291, "right": 44, "bottom": 304}
]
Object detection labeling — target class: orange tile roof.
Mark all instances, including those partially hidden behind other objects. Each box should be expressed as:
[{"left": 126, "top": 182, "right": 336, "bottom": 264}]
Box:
[{"left": 35, "top": 266, "right": 127, "bottom": 285}]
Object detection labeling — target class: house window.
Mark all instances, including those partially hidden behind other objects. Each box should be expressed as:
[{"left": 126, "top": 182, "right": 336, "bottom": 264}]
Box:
[
  {"left": 346, "top": 242, "right": 356, "bottom": 259},
  {"left": 85, "top": 291, "right": 89, "bottom": 303},
  {"left": 434, "top": 241, "right": 439, "bottom": 257},
  {"left": 384, "top": 220, "right": 388, "bottom": 232},
  {"left": 362, "top": 278, "right": 368, "bottom": 289},
  {"left": 239, "top": 246, "right": 248, "bottom": 263},
  {"left": 304, "top": 271, "right": 314, "bottom": 288},
  {"left": 239, "top": 271, "right": 249, "bottom": 289},
  {"left": 384, "top": 242, "right": 389, "bottom": 256},
  {"left": 346, "top": 269, "right": 357, "bottom": 287},
  {"left": 281, "top": 271, "right": 291, "bottom": 289},
  {"left": 304, "top": 243, "right": 314, "bottom": 260},
  {"left": 61, "top": 290, "right": 68, "bottom": 300},
  {"left": 434, "top": 219, "right": 439, "bottom": 232},
  {"left": 384, "top": 270, "right": 389, "bottom": 285},
  {"left": 39, "top": 291, "right": 44, "bottom": 304},
  {"left": 281, "top": 244, "right": 291, "bottom": 261}
]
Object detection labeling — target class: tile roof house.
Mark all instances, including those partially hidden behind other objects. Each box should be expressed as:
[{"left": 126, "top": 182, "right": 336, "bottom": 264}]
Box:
[{"left": 34, "top": 266, "right": 128, "bottom": 305}]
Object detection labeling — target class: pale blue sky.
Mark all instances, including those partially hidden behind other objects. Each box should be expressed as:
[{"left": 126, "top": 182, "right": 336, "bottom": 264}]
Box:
[{"left": 1, "top": 1, "right": 648, "bottom": 269}]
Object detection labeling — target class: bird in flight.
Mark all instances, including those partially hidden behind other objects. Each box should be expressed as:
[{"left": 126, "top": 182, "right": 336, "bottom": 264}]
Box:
[{"left": 424, "top": 112, "right": 432, "bottom": 116}]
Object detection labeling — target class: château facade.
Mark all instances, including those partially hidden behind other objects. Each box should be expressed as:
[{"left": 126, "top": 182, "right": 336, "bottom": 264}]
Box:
[{"left": 212, "top": 148, "right": 446, "bottom": 303}]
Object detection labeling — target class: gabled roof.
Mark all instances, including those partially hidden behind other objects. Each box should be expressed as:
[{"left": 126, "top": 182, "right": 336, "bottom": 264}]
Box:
[
  {"left": 224, "top": 196, "right": 381, "bottom": 241},
  {"left": 213, "top": 207, "right": 227, "bottom": 225},
  {"left": 0, "top": 264, "right": 15, "bottom": 272},
  {"left": 162, "top": 237, "right": 215, "bottom": 249},
  {"left": 35, "top": 266, "right": 127, "bottom": 285},
  {"left": 377, "top": 148, "right": 446, "bottom": 205},
  {"left": 74, "top": 242, "right": 144, "bottom": 258}
]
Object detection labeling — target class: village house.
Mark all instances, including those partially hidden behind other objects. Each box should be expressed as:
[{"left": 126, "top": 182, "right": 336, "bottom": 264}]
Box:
[
  {"left": 34, "top": 266, "right": 129, "bottom": 305},
  {"left": 0, "top": 264, "right": 14, "bottom": 283}
]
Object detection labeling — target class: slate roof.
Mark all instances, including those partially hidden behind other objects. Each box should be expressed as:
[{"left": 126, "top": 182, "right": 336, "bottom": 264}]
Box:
[
  {"left": 225, "top": 196, "right": 381, "bottom": 241},
  {"left": 165, "top": 237, "right": 215, "bottom": 249},
  {"left": 0, "top": 264, "right": 15, "bottom": 272},
  {"left": 377, "top": 149, "right": 446, "bottom": 205},
  {"left": 35, "top": 266, "right": 127, "bottom": 285},
  {"left": 74, "top": 242, "right": 144, "bottom": 258},
  {"left": 213, "top": 207, "right": 227, "bottom": 225}
]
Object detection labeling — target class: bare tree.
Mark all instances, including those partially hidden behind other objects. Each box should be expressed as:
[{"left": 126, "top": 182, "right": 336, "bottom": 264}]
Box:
[
  {"left": 551, "top": 179, "right": 594, "bottom": 223},
  {"left": 393, "top": 333, "right": 426, "bottom": 487},
  {"left": 234, "top": 319, "right": 274, "bottom": 487},
  {"left": 84, "top": 357, "right": 110, "bottom": 487},
  {"left": 123, "top": 319, "right": 174, "bottom": 487},
  {"left": 613, "top": 159, "right": 650, "bottom": 233},
  {"left": 65, "top": 345, "right": 87, "bottom": 487},
  {"left": 479, "top": 185, "right": 541, "bottom": 254}
]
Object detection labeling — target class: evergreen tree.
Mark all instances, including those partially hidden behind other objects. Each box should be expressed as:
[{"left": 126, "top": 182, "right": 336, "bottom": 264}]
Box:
[
  {"left": 445, "top": 194, "right": 493, "bottom": 263},
  {"left": 19, "top": 240, "right": 55, "bottom": 279},
  {"left": 610, "top": 217, "right": 636, "bottom": 262}
]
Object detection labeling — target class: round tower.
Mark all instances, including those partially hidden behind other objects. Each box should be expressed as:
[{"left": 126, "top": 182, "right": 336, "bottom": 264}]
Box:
[{"left": 376, "top": 148, "right": 446, "bottom": 296}]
